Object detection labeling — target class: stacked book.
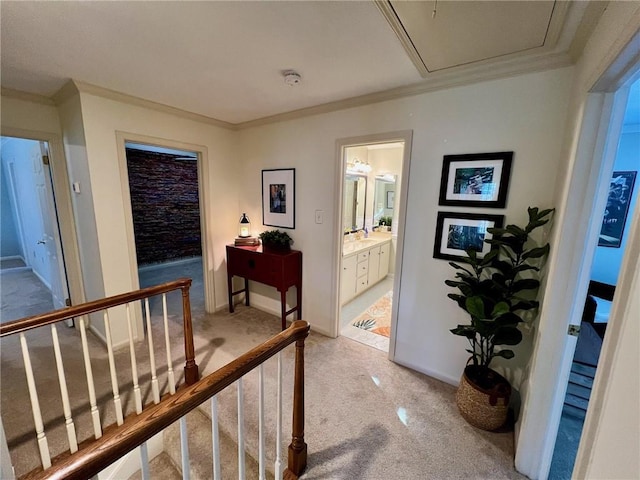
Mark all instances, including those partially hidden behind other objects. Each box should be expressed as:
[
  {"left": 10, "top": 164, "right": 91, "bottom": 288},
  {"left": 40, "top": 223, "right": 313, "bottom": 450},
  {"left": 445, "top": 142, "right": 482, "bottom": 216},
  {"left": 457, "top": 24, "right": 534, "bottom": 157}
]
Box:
[{"left": 234, "top": 236, "right": 260, "bottom": 246}]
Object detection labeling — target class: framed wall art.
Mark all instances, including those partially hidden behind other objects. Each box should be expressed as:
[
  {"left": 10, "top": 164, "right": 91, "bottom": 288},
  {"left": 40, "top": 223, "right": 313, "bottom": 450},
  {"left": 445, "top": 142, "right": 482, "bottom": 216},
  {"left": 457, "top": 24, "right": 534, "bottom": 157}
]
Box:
[
  {"left": 433, "top": 211, "right": 504, "bottom": 261},
  {"left": 438, "top": 152, "right": 513, "bottom": 208},
  {"left": 262, "top": 168, "right": 295, "bottom": 229},
  {"left": 598, "top": 170, "right": 636, "bottom": 248}
]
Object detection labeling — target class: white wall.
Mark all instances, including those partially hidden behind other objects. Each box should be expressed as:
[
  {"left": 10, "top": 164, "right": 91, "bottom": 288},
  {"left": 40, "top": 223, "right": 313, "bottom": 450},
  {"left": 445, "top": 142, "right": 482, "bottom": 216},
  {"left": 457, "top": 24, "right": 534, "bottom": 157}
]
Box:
[
  {"left": 0, "top": 96, "right": 62, "bottom": 136},
  {"left": 0, "top": 157, "right": 22, "bottom": 258},
  {"left": 238, "top": 67, "right": 573, "bottom": 383},
  {"left": 0, "top": 138, "right": 51, "bottom": 285},
  {"left": 75, "top": 92, "right": 239, "bottom": 344},
  {"left": 514, "top": 2, "right": 640, "bottom": 479},
  {"left": 578, "top": 206, "right": 640, "bottom": 479},
  {"left": 590, "top": 129, "right": 640, "bottom": 285}
]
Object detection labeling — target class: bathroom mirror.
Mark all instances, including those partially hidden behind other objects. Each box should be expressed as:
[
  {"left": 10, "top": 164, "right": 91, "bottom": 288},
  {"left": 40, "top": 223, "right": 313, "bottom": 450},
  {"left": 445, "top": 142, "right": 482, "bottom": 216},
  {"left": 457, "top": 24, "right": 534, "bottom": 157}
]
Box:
[
  {"left": 373, "top": 175, "right": 396, "bottom": 226},
  {"left": 343, "top": 174, "right": 367, "bottom": 232}
]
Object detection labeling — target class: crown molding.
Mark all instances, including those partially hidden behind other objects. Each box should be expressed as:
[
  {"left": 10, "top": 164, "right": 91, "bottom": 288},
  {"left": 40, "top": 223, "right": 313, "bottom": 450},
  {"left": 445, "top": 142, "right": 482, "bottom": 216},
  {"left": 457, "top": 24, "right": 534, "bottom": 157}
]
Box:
[
  {"left": 4, "top": 52, "right": 573, "bottom": 133},
  {"left": 236, "top": 52, "right": 573, "bottom": 130},
  {"left": 1, "top": 87, "right": 55, "bottom": 106},
  {"left": 73, "top": 80, "right": 238, "bottom": 130}
]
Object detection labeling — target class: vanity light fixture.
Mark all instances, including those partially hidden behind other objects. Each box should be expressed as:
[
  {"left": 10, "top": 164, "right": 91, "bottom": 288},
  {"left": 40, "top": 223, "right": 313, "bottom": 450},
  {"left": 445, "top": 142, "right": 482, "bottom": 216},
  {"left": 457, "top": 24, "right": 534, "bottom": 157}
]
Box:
[
  {"left": 346, "top": 157, "right": 372, "bottom": 174},
  {"left": 238, "top": 213, "right": 251, "bottom": 238}
]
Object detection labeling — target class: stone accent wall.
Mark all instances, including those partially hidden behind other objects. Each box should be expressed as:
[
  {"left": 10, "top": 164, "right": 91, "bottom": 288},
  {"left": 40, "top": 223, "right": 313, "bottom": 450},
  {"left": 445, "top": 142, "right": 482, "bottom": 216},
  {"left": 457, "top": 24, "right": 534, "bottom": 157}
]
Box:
[{"left": 126, "top": 149, "right": 201, "bottom": 265}]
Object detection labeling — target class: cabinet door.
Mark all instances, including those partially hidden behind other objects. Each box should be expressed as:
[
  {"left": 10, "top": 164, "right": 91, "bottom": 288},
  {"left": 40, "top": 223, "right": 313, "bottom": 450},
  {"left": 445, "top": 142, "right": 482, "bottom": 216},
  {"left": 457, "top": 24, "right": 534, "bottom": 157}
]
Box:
[
  {"left": 378, "top": 242, "right": 390, "bottom": 282},
  {"left": 340, "top": 255, "right": 358, "bottom": 304},
  {"left": 368, "top": 246, "right": 381, "bottom": 286}
]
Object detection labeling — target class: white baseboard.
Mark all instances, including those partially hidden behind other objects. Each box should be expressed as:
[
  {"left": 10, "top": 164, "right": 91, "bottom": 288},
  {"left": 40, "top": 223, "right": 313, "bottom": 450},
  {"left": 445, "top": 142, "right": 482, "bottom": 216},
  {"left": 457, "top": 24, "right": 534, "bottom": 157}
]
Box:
[
  {"left": 31, "top": 268, "right": 52, "bottom": 291},
  {"left": 97, "top": 432, "right": 163, "bottom": 479},
  {"left": 138, "top": 256, "right": 201, "bottom": 273},
  {"left": 0, "top": 255, "right": 25, "bottom": 262}
]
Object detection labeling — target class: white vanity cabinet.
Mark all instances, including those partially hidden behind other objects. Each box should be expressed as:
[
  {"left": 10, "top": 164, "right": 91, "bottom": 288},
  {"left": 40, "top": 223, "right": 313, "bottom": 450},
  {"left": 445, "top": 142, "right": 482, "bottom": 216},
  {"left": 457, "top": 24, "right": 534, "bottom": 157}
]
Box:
[{"left": 341, "top": 239, "right": 391, "bottom": 305}]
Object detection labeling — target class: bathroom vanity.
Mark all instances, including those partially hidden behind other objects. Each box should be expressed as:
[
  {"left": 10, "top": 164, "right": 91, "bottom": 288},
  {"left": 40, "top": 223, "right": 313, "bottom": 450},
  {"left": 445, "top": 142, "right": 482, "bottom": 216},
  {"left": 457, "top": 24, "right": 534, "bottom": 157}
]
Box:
[{"left": 340, "top": 235, "right": 391, "bottom": 305}]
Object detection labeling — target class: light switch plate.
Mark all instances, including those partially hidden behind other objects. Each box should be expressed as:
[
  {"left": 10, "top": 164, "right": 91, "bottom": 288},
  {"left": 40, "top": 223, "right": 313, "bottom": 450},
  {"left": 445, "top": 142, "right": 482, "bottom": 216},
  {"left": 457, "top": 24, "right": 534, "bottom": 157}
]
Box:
[{"left": 315, "top": 210, "right": 324, "bottom": 224}]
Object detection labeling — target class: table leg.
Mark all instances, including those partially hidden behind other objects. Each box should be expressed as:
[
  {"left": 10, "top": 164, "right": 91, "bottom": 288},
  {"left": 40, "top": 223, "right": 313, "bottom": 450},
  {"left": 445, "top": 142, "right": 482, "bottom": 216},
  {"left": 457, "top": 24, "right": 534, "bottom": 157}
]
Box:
[
  {"left": 228, "top": 274, "right": 234, "bottom": 313},
  {"left": 296, "top": 282, "right": 302, "bottom": 320},
  {"left": 280, "top": 290, "right": 287, "bottom": 330},
  {"left": 244, "top": 278, "right": 250, "bottom": 306}
]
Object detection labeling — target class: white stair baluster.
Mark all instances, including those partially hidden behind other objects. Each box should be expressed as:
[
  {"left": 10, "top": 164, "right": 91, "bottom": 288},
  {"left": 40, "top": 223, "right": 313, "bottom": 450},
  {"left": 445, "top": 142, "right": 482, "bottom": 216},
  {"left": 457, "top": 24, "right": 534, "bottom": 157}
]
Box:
[
  {"left": 126, "top": 304, "right": 143, "bottom": 414},
  {"left": 258, "top": 364, "right": 266, "bottom": 480},
  {"left": 80, "top": 315, "right": 102, "bottom": 439},
  {"left": 103, "top": 310, "right": 124, "bottom": 425},
  {"left": 144, "top": 298, "right": 160, "bottom": 404},
  {"left": 19, "top": 332, "right": 51, "bottom": 469},
  {"left": 211, "top": 396, "right": 221, "bottom": 480},
  {"left": 237, "top": 377, "right": 246, "bottom": 480},
  {"left": 163, "top": 293, "right": 176, "bottom": 395},
  {"left": 139, "top": 442, "right": 150, "bottom": 480},
  {"left": 180, "top": 417, "right": 190, "bottom": 480},
  {"left": 275, "top": 352, "right": 283, "bottom": 480},
  {"left": 50, "top": 324, "right": 78, "bottom": 452}
]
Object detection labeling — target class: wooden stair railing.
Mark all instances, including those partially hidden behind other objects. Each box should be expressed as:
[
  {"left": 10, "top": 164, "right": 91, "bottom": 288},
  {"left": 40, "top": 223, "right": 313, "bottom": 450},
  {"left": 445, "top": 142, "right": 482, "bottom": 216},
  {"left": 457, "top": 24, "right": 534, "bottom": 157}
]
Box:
[
  {"left": 0, "top": 278, "right": 199, "bottom": 476},
  {"left": 21, "top": 320, "right": 311, "bottom": 480},
  {"left": 0, "top": 278, "right": 199, "bottom": 386}
]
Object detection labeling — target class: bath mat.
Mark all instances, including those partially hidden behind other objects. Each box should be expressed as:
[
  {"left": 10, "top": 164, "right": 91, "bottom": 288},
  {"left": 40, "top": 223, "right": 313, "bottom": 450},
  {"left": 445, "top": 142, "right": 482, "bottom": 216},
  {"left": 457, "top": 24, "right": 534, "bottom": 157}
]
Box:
[{"left": 351, "top": 291, "right": 392, "bottom": 338}]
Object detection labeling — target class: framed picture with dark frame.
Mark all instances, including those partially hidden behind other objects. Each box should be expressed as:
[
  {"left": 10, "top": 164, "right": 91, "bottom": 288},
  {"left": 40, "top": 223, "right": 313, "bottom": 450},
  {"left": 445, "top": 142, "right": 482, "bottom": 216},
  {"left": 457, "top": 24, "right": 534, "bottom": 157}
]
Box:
[
  {"left": 598, "top": 170, "right": 636, "bottom": 248},
  {"left": 438, "top": 152, "right": 513, "bottom": 208},
  {"left": 433, "top": 211, "right": 505, "bottom": 261},
  {"left": 262, "top": 168, "right": 295, "bottom": 229}
]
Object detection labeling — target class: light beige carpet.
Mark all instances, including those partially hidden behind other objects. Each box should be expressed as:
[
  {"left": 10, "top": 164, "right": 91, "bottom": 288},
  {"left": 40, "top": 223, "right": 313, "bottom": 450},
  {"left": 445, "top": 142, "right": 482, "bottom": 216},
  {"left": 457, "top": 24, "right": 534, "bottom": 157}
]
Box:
[{"left": 2, "top": 299, "right": 524, "bottom": 479}]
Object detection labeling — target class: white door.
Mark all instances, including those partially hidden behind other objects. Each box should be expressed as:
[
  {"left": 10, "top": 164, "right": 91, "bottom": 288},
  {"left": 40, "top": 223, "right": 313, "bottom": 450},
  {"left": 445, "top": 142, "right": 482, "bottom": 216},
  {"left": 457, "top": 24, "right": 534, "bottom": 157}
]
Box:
[{"left": 35, "top": 142, "right": 70, "bottom": 311}]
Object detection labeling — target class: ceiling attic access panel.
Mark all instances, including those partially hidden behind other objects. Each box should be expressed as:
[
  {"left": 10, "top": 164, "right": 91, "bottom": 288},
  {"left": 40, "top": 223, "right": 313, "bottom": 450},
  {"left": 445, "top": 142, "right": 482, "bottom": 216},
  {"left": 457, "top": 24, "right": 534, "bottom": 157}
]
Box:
[{"left": 382, "top": 0, "right": 559, "bottom": 76}]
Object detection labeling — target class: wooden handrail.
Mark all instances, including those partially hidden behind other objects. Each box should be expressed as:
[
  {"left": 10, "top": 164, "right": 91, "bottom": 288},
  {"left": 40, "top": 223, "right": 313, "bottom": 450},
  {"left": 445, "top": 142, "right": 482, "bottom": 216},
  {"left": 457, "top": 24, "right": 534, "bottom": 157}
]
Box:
[
  {"left": 1, "top": 277, "right": 200, "bottom": 388},
  {"left": 0, "top": 278, "right": 192, "bottom": 337},
  {"left": 21, "top": 320, "right": 311, "bottom": 480}
]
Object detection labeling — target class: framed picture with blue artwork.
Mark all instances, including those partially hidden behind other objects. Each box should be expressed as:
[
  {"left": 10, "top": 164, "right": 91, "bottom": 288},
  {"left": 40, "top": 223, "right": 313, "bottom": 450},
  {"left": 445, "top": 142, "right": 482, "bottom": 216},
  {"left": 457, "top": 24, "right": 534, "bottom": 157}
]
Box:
[
  {"left": 262, "top": 168, "right": 295, "bottom": 229},
  {"left": 433, "top": 211, "right": 504, "bottom": 261},
  {"left": 598, "top": 170, "right": 636, "bottom": 248},
  {"left": 438, "top": 152, "right": 513, "bottom": 208}
]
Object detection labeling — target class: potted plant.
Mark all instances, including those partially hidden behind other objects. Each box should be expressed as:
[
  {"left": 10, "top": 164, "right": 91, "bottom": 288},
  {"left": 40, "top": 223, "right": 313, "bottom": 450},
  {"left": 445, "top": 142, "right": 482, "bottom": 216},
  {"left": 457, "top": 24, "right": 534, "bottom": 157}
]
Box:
[
  {"left": 259, "top": 229, "right": 294, "bottom": 252},
  {"left": 446, "top": 207, "right": 554, "bottom": 430}
]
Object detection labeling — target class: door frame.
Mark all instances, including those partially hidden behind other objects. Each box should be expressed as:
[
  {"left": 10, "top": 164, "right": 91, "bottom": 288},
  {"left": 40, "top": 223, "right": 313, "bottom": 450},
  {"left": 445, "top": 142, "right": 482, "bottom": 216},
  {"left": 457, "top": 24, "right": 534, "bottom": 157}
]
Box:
[
  {"left": 0, "top": 127, "right": 85, "bottom": 309},
  {"left": 332, "top": 130, "right": 412, "bottom": 361},
  {"left": 115, "top": 131, "right": 215, "bottom": 313},
  {"left": 514, "top": 47, "right": 640, "bottom": 480}
]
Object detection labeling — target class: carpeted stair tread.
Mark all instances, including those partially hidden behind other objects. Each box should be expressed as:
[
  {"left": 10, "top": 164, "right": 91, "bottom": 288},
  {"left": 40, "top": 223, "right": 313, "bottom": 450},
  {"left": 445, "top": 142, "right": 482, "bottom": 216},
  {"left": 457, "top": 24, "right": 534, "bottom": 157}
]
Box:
[
  {"left": 128, "top": 452, "right": 181, "bottom": 480},
  {"left": 163, "top": 407, "right": 274, "bottom": 480}
]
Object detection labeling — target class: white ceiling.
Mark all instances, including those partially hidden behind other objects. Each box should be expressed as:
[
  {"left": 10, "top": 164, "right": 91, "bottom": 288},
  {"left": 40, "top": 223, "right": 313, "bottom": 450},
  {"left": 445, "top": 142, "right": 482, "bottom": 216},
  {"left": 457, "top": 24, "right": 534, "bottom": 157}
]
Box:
[{"left": 1, "top": 1, "right": 598, "bottom": 125}]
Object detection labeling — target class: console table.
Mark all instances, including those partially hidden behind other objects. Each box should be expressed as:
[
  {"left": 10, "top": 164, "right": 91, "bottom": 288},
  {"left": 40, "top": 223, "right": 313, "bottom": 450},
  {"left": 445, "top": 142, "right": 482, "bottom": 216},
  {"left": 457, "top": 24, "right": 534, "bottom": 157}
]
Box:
[{"left": 226, "top": 244, "right": 302, "bottom": 330}]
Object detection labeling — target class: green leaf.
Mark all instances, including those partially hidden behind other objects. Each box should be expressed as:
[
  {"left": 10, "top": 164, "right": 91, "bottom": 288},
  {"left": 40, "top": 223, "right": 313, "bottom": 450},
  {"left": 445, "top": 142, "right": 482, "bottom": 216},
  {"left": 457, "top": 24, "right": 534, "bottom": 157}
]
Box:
[
  {"left": 494, "top": 349, "right": 515, "bottom": 359},
  {"left": 448, "top": 262, "right": 474, "bottom": 276},
  {"left": 511, "top": 278, "right": 540, "bottom": 292},
  {"left": 493, "top": 327, "right": 523, "bottom": 345},
  {"left": 491, "top": 302, "right": 510, "bottom": 317},
  {"left": 522, "top": 244, "right": 550, "bottom": 260},
  {"left": 465, "top": 296, "right": 486, "bottom": 319},
  {"left": 451, "top": 326, "right": 476, "bottom": 339},
  {"left": 512, "top": 300, "right": 539, "bottom": 311}
]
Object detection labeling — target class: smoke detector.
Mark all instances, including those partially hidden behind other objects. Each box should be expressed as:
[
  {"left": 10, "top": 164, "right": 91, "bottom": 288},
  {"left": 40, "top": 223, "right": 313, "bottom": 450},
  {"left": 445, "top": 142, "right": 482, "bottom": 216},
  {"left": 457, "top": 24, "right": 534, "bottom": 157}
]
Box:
[{"left": 283, "top": 70, "right": 302, "bottom": 86}]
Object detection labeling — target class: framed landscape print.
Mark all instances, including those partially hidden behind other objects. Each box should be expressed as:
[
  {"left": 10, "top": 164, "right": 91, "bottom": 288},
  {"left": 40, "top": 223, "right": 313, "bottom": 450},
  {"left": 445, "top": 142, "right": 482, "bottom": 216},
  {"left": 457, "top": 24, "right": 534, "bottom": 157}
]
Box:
[
  {"left": 598, "top": 170, "right": 636, "bottom": 248},
  {"left": 262, "top": 168, "right": 295, "bottom": 229},
  {"left": 438, "top": 152, "right": 513, "bottom": 208},
  {"left": 433, "top": 211, "right": 504, "bottom": 261}
]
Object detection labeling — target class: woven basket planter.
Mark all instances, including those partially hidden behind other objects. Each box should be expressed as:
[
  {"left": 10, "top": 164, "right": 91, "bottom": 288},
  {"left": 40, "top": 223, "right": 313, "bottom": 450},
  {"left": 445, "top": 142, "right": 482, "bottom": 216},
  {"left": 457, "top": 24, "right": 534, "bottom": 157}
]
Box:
[{"left": 456, "top": 365, "right": 511, "bottom": 431}]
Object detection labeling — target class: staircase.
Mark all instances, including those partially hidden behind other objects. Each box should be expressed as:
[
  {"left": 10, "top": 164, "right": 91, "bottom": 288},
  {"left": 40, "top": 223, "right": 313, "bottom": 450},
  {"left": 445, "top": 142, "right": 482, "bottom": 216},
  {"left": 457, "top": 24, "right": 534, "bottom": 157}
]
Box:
[
  {"left": 564, "top": 361, "right": 596, "bottom": 416},
  {"left": 130, "top": 407, "right": 273, "bottom": 480}
]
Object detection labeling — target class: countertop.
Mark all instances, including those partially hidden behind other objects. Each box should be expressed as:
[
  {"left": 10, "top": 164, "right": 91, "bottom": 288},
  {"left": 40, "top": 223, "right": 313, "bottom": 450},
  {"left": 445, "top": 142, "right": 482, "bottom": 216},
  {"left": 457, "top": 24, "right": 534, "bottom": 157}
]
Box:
[{"left": 342, "top": 233, "right": 392, "bottom": 256}]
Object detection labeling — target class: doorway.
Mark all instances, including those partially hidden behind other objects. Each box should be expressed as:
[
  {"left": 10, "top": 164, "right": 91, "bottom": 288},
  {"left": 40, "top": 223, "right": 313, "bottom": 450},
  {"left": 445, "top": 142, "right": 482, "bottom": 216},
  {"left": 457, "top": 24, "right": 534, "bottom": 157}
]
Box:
[
  {"left": 334, "top": 131, "right": 412, "bottom": 356},
  {"left": 549, "top": 76, "right": 640, "bottom": 479},
  {"left": 123, "top": 142, "right": 206, "bottom": 315},
  {"left": 0, "top": 136, "right": 71, "bottom": 323}
]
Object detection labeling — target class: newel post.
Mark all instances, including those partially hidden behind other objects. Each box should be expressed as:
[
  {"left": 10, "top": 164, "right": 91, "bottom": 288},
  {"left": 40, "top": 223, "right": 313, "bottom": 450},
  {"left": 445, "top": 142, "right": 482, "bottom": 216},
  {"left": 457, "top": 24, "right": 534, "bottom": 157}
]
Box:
[
  {"left": 288, "top": 337, "right": 307, "bottom": 476},
  {"left": 181, "top": 283, "right": 199, "bottom": 385}
]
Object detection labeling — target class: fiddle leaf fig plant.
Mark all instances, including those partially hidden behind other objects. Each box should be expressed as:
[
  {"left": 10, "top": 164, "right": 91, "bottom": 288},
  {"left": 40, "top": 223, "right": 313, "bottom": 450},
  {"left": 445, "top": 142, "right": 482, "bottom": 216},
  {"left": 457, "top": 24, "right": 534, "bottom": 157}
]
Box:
[{"left": 446, "top": 207, "right": 554, "bottom": 372}]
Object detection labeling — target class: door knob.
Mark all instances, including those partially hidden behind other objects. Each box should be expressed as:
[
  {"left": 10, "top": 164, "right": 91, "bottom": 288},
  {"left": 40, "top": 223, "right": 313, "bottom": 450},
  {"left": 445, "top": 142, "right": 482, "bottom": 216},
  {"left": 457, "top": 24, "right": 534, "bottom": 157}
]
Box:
[{"left": 37, "top": 240, "right": 46, "bottom": 244}]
